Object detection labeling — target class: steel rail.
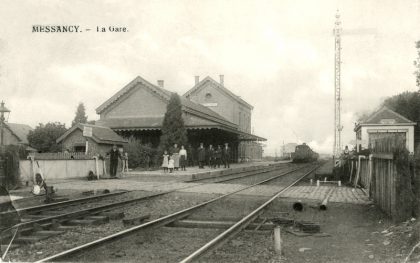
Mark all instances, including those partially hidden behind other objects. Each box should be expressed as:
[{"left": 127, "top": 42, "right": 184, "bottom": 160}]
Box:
[
  {"left": 34, "top": 164, "right": 310, "bottom": 263},
  {"left": 0, "top": 190, "right": 129, "bottom": 216},
  {"left": 186, "top": 162, "right": 289, "bottom": 183},
  {"left": 13, "top": 164, "right": 292, "bottom": 230},
  {"left": 179, "top": 165, "right": 319, "bottom": 263},
  {"left": 196, "top": 165, "right": 287, "bottom": 184}
]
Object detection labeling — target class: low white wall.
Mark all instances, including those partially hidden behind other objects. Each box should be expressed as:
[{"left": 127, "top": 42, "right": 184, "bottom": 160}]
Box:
[{"left": 19, "top": 159, "right": 106, "bottom": 183}]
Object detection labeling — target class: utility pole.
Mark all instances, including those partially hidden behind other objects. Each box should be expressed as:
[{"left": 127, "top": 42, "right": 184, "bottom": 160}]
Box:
[
  {"left": 333, "top": 10, "right": 343, "bottom": 158},
  {"left": 332, "top": 11, "right": 376, "bottom": 157}
]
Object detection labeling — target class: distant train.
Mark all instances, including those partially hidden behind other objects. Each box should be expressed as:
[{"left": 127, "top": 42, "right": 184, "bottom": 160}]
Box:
[{"left": 291, "top": 143, "right": 319, "bottom": 163}]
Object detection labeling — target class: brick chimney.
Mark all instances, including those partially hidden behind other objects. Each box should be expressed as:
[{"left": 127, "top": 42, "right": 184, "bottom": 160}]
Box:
[
  {"left": 157, "top": 80, "right": 164, "bottom": 88},
  {"left": 219, "top": 75, "right": 224, "bottom": 86},
  {"left": 195, "top": 76, "right": 200, "bottom": 85}
]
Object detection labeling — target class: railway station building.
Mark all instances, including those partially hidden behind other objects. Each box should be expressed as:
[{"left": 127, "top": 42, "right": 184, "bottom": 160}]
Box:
[{"left": 95, "top": 75, "right": 265, "bottom": 162}]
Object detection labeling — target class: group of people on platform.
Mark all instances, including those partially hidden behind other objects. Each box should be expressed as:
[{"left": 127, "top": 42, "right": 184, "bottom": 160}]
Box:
[
  {"left": 161, "top": 143, "right": 231, "bottom": 173},
  {"left": 104, "top": 142, "right": 232, "bottom": 177},
  {"left": 161, "top": 144, "right": 188, "bottom": 173}
]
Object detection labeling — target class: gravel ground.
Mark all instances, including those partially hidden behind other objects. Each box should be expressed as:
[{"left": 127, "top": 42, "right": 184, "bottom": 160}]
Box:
[
  {"left": 71, "top": 227, "right": 225, "bottom": 262},
  {"left": 4, "top": 191, "right": 220, "bottom": 262},
  {"left": 7, "top": 184, "right": 414, "bottom": 263},
  {"left": 186, "top": 198, "right": 416, "bottom": 263},
  {"left": 198, "top": 231, "right": 277, "bottom": 263},
  {"left": 210, "top": 164, "right": 299, "bottom": 185},
  {"left": 261, "top": 165, "right": 316, "bottom": 187},
  {"left": 187, "top": 166, "right": 316, "bottom": 220},
  {"left": 27, "top": 192, "right": 408, "bottom": 263}
]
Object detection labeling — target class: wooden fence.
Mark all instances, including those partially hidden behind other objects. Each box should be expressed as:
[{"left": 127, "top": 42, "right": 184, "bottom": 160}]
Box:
[
  {"left": 370, "top": 154, "right": 399, "bottom": 220},
  {"left": 349, "top": 135, "right": 413, "bottom": 222}
]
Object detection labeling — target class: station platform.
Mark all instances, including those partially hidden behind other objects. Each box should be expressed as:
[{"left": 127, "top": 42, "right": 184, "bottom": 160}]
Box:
[
  {"left": 119, "top": 160, "right": 288, "bottom": 182},
  {"left": 21, "top": 161, "right": 286, "bottom": 194}
]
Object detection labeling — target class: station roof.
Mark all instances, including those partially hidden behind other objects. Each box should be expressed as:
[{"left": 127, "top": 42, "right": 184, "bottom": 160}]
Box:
[
  {"left": 98, "top": 116, "right": 267, "bottom": 141},
  {"left": 97, "top": 116, "right": 240, "bottom": 134},
  {"left": 4, "top": 123, "right": 32, "bottom": 144},
  {"left": 354, "top": 106, "right": 416, "bottom": 131},
  {"left": 56, "top": 123, "right": 127, "bottom": 145},
  {"left": 238, "top": 130, "right": 267, "bottom": 141}
]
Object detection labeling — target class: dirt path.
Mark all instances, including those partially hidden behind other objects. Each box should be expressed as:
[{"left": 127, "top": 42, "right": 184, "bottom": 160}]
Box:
[{"left": 200, "top": 198, "right": 414, "bottom": 263}]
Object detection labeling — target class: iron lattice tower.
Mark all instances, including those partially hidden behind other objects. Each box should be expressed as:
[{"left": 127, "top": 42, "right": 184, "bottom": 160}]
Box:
[{"left": 333, "top": 11, "right": 343, "bottom": 157}]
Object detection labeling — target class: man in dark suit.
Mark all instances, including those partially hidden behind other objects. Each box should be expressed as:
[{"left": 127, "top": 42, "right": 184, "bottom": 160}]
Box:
[
  {"left": 207, "top": 144, "right": 215, "bottom": 168},
  {"left": 214, "top": 145, "right": 222, "bottom": 168},
  {"left": 222, "top": 143, "right": 231, "bottom": 168},
  {"left": 197, "top": 143, "right": 206, "bottom": 169},
  {"left": 107, "top": 145, "right": 121, "bottom": 178}
]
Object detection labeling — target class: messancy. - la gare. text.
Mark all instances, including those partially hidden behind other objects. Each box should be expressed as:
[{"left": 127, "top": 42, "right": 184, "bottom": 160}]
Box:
[{"left": 32, "top": 25, "right": 80, "bottom": 33}]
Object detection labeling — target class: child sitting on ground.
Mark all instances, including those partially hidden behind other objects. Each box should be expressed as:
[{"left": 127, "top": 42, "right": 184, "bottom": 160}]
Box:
[{"left": 168, "top": 155, "right": 175, "bottom": 173}]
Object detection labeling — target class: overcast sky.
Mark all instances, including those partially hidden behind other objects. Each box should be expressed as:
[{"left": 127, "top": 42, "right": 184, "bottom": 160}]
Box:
[{"left": 0, "top": 0, "right": 419, "bottom": 155}]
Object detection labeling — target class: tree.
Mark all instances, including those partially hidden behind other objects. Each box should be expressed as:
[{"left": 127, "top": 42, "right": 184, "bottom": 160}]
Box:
[
  {"left": 382, "top": 91, "right": 420, "bottom": 123},
  {"left": 415, "top": 41, "right": 420, "bottom": 89},
  {"left": 124, "top": 138, "right": 157, "bottom": 168},
  {"left": 72, "top": 102, "right": 88, "bottom": 126},
  {"left": 158, "top": 93, "right": 188, "bottom": 153},
  {"left": 381, "top": 92, "right": 420, "bottom": 152},
  {"left": 27, "top": 122, "right": 67, "bottom": 152}
]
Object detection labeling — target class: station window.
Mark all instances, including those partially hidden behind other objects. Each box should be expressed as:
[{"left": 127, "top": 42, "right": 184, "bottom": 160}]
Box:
[{"left": 74, "top": 145, "right": 86, "bottom": 152}]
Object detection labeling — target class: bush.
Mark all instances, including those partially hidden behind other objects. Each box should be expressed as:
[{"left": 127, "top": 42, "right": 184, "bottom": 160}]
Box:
[
  {"left": 27, "top": 122, "right": 67, "bottom": 152},
  {"left": 412, "top": 147, "right": 420, "bottom": 218},
  {"left": 124, "top": 139, "right": 157, "bottom": 168},
  {"left": 394, "top": 147, "right": 415, "bottom": 221}
]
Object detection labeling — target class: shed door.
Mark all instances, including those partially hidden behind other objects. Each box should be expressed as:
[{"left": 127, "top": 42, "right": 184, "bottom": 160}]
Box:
[{"left": 368, "top": 132, "right": 406, "bottom": 151}]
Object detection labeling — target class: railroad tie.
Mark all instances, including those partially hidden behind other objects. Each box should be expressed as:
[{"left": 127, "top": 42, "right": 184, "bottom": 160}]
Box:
[
  {"left": 66, "top": 215, "right": 109, "bottom": 226},
  {"left": 122, "top": 214, "right": 151, "bottom": 226},
  {"left": 99, "top": 211, "right": 125, "bottom": 220}
]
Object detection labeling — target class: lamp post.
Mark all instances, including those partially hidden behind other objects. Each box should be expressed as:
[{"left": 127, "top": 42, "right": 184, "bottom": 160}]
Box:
[{"left": 0, "top": 101, "right": 11, "bottom": 146}]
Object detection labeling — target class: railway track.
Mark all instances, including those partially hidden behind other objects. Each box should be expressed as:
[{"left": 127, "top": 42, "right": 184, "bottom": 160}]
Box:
[
  {"left": 1, "top": 162, "right": 295, "bottom": 261},
  {"left": 180, "top": 166, "right": 317, "bottom": 262},
  {"left": 3, "top": 190, "right": 129, "bottom": 216},
  {"left": 29, "top": 163, "right": 317, "bottom": 263}
]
